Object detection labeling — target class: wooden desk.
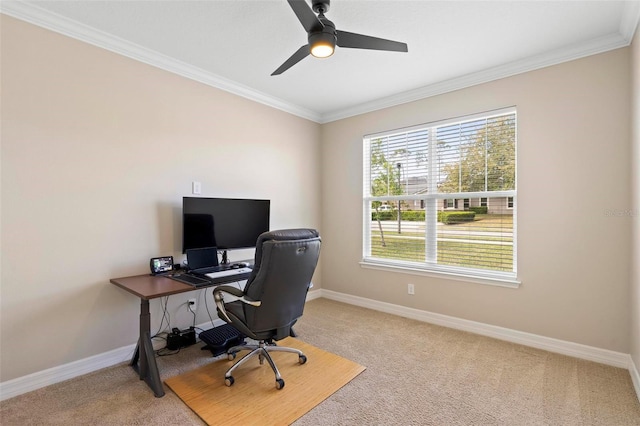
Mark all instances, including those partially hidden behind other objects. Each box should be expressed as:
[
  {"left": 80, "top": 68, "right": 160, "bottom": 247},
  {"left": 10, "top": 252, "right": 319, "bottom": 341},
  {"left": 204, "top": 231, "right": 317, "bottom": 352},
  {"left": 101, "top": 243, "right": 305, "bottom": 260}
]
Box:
[{"left": 111, "top": 271, "right": 250, "bottom": 397}]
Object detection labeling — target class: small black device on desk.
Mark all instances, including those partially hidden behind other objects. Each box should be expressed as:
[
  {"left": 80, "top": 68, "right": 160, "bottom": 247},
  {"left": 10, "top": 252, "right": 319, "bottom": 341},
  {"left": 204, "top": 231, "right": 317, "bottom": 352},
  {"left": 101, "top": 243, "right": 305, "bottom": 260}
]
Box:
[{"left": 150, "top": 256, "right": 174, "bottom": 275}]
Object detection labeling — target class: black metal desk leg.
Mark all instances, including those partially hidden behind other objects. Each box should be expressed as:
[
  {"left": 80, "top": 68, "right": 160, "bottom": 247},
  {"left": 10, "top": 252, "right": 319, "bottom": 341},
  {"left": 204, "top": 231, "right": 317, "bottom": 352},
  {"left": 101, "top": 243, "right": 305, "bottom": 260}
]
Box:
[
  {"left": 130, "top": 341, "right": 139, "bottom": 366},
  {"left": 132, "top": 298, "right": 165, "bottom": 397}
]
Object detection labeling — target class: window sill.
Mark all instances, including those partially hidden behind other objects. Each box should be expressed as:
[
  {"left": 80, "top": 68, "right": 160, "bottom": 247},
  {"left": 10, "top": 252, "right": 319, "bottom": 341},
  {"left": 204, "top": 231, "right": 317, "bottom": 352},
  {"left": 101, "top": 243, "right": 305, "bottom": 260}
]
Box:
[{"left": 360, "top": 259, "right": 521, "bottom": 289}]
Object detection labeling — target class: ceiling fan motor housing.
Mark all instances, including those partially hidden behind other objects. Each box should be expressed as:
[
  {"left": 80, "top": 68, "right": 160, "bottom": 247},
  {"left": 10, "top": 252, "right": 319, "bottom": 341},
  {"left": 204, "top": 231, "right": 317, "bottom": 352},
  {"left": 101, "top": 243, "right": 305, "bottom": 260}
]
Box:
[
  {"left": 308, "top": 17, "right": 337, "bottom": 52},
  {"left": 312, "top": 0, "right": 330, "bottom": 14}
]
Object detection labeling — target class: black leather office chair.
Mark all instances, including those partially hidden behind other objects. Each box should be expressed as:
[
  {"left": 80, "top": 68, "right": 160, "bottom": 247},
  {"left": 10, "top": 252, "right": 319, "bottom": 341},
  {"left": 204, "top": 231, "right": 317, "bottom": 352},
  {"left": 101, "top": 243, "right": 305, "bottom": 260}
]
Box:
[{"left": 213, "top": 228, "right": 321, "bottom": 389}]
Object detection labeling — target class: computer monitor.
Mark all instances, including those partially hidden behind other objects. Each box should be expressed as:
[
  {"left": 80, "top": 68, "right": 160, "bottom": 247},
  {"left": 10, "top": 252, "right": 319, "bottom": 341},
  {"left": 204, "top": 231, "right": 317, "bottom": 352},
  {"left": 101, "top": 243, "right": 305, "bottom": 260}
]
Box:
[{"left": 182, "top": 197, "right": 270, "bottom": 260}]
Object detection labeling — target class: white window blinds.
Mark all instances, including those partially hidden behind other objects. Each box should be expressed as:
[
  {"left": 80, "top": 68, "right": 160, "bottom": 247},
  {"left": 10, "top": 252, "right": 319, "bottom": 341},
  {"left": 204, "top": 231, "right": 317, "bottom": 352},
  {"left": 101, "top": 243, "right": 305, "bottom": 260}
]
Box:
[{"left": 363, "top": 108, "right": 517, "bottom": 282}]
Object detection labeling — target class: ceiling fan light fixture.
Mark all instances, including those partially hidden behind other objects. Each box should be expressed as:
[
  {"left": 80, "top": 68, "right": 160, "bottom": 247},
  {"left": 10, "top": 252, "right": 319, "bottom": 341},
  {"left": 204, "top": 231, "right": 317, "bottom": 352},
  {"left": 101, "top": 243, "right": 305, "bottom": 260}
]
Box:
[
  {"left": 309, "top": 31, "right": 336, "bottom": 58},
  {"left": 310, "top": 42, "right": 334, "bottom": 58}
]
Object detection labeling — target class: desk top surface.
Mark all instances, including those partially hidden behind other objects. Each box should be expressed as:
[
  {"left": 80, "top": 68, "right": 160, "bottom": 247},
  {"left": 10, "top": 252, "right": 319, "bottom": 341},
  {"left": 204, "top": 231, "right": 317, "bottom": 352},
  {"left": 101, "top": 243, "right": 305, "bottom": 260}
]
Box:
[
  {"left": 111, "top": 268, "right": 252, "bottom": 300},
  {"left": 110, "top": 274, "right": 195, "bottom": 299}
]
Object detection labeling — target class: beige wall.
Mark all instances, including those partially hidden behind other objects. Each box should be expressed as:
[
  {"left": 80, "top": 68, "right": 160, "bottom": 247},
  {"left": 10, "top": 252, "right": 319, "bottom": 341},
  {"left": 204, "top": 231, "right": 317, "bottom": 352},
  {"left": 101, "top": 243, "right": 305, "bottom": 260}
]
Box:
[
  {"left": 0, "top": 16, "right": 322, "bottom": 382},
  {"left": 2, "top": 12, "right": 637, "bottom": 387},
  {"left": 321, "top": 48, "right": 632, "bottom": 352},
  {"left": 631, "top": 26, "right": 640, "bottom": 375}
]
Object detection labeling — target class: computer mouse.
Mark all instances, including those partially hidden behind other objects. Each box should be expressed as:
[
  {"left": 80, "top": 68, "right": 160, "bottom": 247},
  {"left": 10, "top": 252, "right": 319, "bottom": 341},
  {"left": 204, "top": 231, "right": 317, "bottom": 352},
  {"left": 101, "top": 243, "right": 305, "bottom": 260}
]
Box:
[{"left": 231, "top": 264, "right": 240, "bottom": 269}]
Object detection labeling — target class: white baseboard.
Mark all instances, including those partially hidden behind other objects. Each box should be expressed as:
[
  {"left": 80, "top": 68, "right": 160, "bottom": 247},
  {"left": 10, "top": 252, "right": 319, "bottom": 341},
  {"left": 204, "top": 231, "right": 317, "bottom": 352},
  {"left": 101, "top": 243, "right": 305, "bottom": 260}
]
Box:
[
  {"left": 2, "top": 290, "right": 638, "bottom": 403},
  {"left": 320, "top": 289, "right": 631, "bottom": 368},
  {"left": 306, "top": 288, "right": 323, "bottom": 301},
  {"left": 0, "top": 343, "right": 136, "bottom": 401},
  {"left": 0, "top": 318, "right": 226, "bottom": 402},
  {"left": 630, "top": 356, "right": 640, "bottom": 403}
]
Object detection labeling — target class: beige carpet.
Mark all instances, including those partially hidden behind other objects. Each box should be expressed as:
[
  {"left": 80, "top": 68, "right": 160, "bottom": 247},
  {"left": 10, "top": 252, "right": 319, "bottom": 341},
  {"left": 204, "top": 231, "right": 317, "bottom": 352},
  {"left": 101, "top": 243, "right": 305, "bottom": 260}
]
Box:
[
  {"left": 1, "top": 298, "right": 639, "bottom": 425},
  {"left": 165, "top": 337, "right": 365, "bottom": 425}
]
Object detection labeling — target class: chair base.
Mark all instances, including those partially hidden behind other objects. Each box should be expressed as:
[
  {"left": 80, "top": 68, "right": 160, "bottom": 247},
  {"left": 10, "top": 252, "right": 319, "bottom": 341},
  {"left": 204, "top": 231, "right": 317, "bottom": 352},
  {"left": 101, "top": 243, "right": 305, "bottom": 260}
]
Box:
[{"left": 224, "top": 340, "right": 307, "bottom": 389}]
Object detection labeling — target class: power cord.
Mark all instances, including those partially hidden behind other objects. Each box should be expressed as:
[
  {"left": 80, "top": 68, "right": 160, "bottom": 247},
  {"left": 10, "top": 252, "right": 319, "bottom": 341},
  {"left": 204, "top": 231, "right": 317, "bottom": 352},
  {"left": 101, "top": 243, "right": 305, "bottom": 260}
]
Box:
[
  {"left": 187, "top": 299, "right": 196, "bottom": 327},
  {"left": 152, "top": 296, "right": 171, "bottom": 339},
  {"left": 149, "top": 296, "right": 176, "bottom": 356},
  {"left": 149, "top": 296, "right": 197, "bottom": 357},
  {"left": 156, "top": 346, "right": 181, "bottom": 356}
]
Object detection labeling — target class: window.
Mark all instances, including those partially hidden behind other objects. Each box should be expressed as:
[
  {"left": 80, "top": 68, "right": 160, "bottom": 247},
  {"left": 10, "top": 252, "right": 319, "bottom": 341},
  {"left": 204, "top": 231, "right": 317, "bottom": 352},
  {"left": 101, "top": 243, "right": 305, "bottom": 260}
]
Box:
[{"left": 363, "top": 108, "right": 517, "bottom": 283}]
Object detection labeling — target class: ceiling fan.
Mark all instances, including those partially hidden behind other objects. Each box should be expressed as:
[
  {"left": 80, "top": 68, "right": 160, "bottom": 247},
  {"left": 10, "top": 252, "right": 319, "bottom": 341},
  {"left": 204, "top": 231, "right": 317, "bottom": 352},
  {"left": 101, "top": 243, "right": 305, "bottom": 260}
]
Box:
[{"left": 272, "top": 0, "right": 408, "bottom": 76}]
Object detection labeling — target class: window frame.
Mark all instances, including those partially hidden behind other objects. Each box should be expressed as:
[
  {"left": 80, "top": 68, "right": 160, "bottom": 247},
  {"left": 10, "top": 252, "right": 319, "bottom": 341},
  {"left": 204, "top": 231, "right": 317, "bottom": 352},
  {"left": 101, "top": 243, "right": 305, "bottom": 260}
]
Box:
[{"left": 362, "top": 107, "right": 519, "bottom": 287}]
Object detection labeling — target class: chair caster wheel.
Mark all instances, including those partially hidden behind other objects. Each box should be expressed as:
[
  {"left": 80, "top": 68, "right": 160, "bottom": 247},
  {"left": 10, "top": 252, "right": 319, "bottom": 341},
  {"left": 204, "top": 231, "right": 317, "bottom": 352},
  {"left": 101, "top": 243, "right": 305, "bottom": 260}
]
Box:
[
  {"left": 299, "top": 355, "right": 307, "bottom": 365},
  {"left": 275, "top": 378, "right": 285, "bottom": 390},
  {"left": 227, "top": 352, "right": 236, "bottom": 361},
  {"left": 225, "top": 376, "right": 235, "bottom": 387}
]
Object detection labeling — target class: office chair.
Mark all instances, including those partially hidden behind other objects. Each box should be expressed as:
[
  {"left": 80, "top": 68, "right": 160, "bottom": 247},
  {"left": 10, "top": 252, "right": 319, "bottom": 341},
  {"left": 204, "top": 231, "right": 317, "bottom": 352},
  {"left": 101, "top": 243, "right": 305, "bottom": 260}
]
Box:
[{"left": 213, "top": 228, "right": 321, "bottom": 390}]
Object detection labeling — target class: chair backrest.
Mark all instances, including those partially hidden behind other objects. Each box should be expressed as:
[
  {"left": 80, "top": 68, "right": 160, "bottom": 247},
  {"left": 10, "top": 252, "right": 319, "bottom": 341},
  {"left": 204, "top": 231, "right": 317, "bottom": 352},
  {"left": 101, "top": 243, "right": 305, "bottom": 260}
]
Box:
[{"left": 242, "top": 229, "right": 321, "bottom": 340}]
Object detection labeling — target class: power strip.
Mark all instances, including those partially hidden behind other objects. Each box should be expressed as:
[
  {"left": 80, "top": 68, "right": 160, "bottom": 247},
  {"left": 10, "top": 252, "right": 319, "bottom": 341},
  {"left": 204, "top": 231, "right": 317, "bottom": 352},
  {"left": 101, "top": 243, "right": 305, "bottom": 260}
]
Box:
[{"left": 166, "top": 327, "right": 196, "bottom": 350}]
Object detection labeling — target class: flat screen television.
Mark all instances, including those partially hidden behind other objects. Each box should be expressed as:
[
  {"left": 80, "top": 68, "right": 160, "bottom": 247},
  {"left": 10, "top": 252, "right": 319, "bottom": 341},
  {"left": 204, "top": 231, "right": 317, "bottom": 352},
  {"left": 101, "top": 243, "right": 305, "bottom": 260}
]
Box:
[{"left": 182, "top": 197, "right": 270, "bottom": 258}]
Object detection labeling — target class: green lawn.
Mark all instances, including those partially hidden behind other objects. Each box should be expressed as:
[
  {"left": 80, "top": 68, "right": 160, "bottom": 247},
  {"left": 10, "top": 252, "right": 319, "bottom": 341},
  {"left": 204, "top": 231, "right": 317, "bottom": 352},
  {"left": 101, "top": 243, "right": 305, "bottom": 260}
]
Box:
[{"left": 369, "top": 214, "right": 514, "bottom": 271}]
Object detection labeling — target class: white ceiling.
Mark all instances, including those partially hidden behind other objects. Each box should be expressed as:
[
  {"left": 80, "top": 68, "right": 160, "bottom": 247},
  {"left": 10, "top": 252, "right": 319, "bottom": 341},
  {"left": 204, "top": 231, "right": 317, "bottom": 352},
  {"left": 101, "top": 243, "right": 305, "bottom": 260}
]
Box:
[{"left": 3, "top": 1, "right": 639, "bottom": 122}]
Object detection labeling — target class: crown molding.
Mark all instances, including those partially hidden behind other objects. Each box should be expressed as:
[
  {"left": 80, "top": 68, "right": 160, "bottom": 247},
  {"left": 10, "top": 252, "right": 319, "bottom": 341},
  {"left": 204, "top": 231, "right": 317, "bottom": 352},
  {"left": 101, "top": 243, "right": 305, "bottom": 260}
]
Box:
[
  {"left": 320, "top": 1, "right": 640, "bottom": 123},
  {"left": 2, "top": 1, "right": 638, "bottom": 125},
  {"left": 320, "top": 30, "right": 632, "bottom": 123},
  {"left": 0, "top": 1, "right": 323, "bottom": 123}
]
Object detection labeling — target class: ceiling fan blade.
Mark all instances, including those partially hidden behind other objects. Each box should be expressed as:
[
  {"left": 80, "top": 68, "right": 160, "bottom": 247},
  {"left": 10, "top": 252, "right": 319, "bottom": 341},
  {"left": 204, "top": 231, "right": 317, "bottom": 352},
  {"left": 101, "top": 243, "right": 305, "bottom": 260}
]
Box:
[
  {"left": 287, "top": 0, "right": 323, "bottom": 33},
  {"left": 271, "top": 45, "right": 311, "bottom": 76},
  {"left": 336, "top": 30, "right": 408, "bottom": 52}
]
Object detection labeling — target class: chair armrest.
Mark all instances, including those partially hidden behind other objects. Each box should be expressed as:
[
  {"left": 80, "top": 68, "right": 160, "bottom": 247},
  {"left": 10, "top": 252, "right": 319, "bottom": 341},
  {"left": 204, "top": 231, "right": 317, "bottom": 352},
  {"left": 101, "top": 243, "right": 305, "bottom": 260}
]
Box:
[
  {"left": 213, "top": 285, "right": 262, "bottom": 323},
  {"left": 213, "top": 285, "right": 245, "bottom": 298}
]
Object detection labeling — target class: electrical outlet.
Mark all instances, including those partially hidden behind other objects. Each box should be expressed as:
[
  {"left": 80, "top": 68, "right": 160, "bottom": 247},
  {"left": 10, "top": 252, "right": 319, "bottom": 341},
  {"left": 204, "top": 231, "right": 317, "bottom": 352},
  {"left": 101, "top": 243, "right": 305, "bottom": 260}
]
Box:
[
  {"left": 408, "top": 283, "right": 415, "bottom": 295},
  {"left": 188, "top": 298, "right": 197, "bottom": 311}
]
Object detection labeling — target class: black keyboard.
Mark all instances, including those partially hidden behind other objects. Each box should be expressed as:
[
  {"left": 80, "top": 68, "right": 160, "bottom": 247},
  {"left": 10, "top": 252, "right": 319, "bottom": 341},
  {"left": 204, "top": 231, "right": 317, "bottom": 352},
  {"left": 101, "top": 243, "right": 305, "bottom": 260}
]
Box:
[{"left": 170, "top": 273, "right": 211, "bottom": 287}]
